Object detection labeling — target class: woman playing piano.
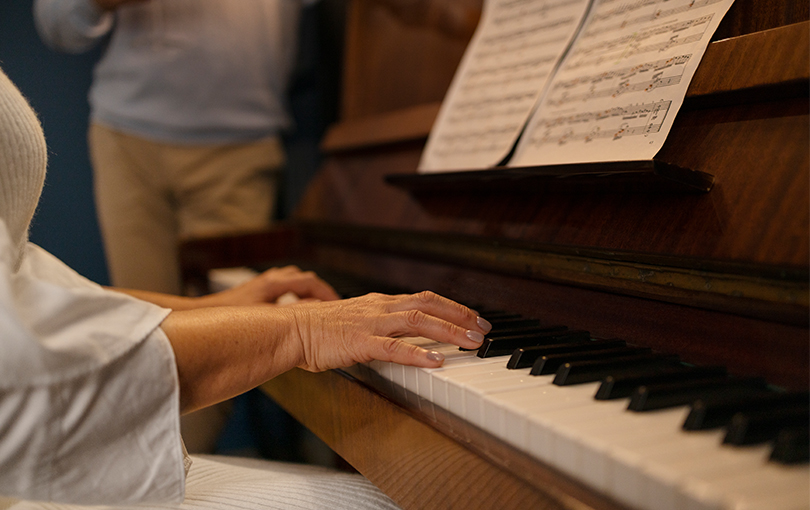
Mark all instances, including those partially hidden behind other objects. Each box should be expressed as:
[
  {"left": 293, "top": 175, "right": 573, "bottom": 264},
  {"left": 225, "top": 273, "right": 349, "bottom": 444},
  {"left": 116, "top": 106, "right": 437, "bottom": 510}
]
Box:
[{"left": 0, "top": 66, "right": 490, "bottom": 510}]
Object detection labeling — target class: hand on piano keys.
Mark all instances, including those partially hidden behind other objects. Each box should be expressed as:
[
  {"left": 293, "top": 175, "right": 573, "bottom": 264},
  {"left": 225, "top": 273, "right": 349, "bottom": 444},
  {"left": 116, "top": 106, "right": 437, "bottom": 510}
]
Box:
[
  {"left": 203, "top": 266, "right": 494, "bottom": 369},
  {"left": 356, "top": 310, "right": 809, "bottom": 510},
  {"left": 287, "top": 290, "right": 490, "bottom": 372}
]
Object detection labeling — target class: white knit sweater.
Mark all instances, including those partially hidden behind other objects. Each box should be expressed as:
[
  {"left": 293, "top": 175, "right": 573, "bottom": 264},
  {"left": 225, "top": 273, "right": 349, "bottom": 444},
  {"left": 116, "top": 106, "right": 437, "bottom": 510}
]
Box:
[{"left": 0, "top": 70, "right": 47, "bottom": 268}]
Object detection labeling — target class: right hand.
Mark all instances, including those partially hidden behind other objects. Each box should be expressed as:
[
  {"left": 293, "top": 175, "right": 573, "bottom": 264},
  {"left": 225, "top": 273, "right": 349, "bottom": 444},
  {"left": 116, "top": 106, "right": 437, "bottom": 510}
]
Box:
[{"left": 287, "top": 290, "right": 491, "bottom": 372}]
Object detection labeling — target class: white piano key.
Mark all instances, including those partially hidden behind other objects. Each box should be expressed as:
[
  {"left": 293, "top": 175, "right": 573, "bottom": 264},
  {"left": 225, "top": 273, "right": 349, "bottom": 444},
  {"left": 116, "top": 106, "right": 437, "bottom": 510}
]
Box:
[
  {"left": 522, "top": 383, "right": 602, "bottom": 456},
  {"left": 705, "top": 463, "right": 810, "bottom": 509},
  {"left": 439, "top": 358, "right": 511, "bottom": 416},
  {"left": 480, "top": 376, "right": 556, "bottom": 440},
  {"left": 462, "top": 369, "right": 549, "bottom": 428},
  {"left": 390, "top": 363, "right": 406, "bottom": 386},
  {"left": 366, "top": 345, "right": 810, "bottom": 510},
  {"left": 415, "top": 351, "right": 485, "bottom": 401},
  {"left": 737, "top": 481, "right": 810, "bottom": 510}
]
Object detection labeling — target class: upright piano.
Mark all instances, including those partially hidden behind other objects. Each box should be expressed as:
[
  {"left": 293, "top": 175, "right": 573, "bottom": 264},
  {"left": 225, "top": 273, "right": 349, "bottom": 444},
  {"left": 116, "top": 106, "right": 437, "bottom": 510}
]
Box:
[{"left": 180, "top": 1, "right": 810, "bottom": 508}]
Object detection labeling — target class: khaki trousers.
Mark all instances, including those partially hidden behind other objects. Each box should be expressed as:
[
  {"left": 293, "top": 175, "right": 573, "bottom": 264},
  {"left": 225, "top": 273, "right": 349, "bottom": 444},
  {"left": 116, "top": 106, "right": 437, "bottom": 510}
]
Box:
[{"left": 89, "top": 123, "right": 284, "bottom": 295}]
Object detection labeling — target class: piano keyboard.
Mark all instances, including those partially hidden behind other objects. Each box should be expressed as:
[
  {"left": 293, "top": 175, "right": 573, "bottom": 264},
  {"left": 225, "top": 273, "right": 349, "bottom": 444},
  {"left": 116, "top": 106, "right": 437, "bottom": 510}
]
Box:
[
  {"left": 350, "top": 313, "right": 810, "bottom": 510},
  {"left": 218, "top": 268, "right": 808, "bottom": 509}
]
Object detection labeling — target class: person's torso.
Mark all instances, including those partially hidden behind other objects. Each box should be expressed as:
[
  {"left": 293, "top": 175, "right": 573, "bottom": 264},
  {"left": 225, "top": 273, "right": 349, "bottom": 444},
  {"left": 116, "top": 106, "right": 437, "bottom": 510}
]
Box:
[{"left": 91, "top": 0, "right": 304, "bottom": 143}]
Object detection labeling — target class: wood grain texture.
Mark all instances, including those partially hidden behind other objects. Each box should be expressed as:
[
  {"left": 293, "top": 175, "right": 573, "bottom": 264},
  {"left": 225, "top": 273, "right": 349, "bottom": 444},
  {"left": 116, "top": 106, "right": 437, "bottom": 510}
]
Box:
[
  {"left": 297, "top": 98, "right": 809, "bottom": 269},
  {"left": 321, "top": 103, "right": 442, "bottom": 152},
  {"left": 688, "top": 21, "right": 809, "bottom": 97},
  {"left": 338, "top": 0, "right": 807, "bottom": 122},
  {"left": 341, "top": 0, "right": 478, "bottom": 120},
  {"left": 324, "top": 22, "right": 810, "bottom": 153},
  {"left": 713, "top": 0, "right": 808, "bottom": 39}
]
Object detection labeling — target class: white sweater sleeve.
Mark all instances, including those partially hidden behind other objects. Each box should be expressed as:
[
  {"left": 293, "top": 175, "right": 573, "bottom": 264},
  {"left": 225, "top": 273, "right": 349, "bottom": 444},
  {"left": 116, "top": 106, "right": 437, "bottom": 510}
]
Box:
[
  {"left": 33, "top": 0, "right": 114, "bottom": 53},
  {"left": 0, "top": 223, "right": 186, "bottom": 505}
]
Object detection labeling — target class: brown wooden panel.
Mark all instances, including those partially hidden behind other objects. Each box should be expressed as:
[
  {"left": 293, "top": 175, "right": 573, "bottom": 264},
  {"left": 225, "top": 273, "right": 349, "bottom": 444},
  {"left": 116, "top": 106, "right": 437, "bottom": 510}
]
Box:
[
  {"left": 689, "top": 22, "right": 809, "bottom": 97},
  {"left": 321, "top": 103, "right": 441, "bottom": 152},
  {"left": 714, "top": 0, "right": 809, "bottom": 39},
  {"left": 341, "top": 0, "right": 480, "bottom": 119},
  {"left": 298, "top": 95, "right": 809, "bottom": 270},
  {"left": 338, "top": 0, "right": 807, "bottom": 122},
  {"left": 298, "top": 244, "right": 809, "bottom": 391},
  {"left": 325, "top": 22, "right": 809, "bottom": 153}
]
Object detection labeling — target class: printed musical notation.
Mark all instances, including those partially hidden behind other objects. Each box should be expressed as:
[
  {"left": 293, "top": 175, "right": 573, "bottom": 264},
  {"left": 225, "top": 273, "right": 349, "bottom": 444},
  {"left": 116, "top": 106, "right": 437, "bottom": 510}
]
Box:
[
  {"left": 419, "top": 0, "right": 737, "bottom": 172},
  {"left": 546, "top": 55, "right": 690, "bottom": 107},
  {"left": 526, "top": 99, "right": 672, "bottom": 147},
  {"left": 419, "top": 0, "right": 592, "bottom": 172}
]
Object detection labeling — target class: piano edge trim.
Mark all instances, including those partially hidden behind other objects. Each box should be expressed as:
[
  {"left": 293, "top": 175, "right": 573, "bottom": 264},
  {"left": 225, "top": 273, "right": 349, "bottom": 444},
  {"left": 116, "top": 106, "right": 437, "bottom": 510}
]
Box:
[{"left": 297, "top": 222, "right": 809, "bottom": 327}]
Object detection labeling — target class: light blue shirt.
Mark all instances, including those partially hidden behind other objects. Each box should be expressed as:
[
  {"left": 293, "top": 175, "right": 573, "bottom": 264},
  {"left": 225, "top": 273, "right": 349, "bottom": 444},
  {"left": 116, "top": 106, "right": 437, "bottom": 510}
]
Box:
[{"left": 34, "top": 0, "right": 311, "bottom": 144}]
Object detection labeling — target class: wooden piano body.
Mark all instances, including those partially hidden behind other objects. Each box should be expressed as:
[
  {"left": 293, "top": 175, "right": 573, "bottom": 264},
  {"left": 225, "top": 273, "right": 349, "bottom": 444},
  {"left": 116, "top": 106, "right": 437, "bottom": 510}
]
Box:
[{"left": 180, "top": 1, "right": 809, "bottom": 508}]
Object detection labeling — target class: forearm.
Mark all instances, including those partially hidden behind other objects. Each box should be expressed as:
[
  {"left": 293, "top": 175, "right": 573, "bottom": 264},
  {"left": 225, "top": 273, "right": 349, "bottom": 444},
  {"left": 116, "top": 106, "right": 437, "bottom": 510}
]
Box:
[
  {"left": 106, "top": 287, "right": 213, "bottom": 310},
  {"left": 159, "top": 306, "right": 302, "bottom": 414},
  {"left": 159, "top": 291, "right": 490, "bottom": 415}
]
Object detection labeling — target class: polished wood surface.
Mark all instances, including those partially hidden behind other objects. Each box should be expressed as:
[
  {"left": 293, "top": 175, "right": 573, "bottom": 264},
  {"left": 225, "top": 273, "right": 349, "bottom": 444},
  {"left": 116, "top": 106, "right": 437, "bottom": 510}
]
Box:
[
  {"left": 181, "top": 2, "right": 809, "bottom": 509},
  {"left": 341, "top": 0, "right": 479, "bottom": 119}
]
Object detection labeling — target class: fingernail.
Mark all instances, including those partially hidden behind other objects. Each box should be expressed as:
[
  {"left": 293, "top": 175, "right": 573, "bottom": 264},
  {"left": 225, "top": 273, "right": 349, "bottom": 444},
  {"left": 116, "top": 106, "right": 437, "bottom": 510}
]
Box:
[
  {"left": 466, "top": 330, "right": 484, "bottom": 344},
  {"left": 476, "top": 316, "right": 492, "bottom": 333},
  {"left": 426, "top": 350, "right": 445, "bottom": 362}
]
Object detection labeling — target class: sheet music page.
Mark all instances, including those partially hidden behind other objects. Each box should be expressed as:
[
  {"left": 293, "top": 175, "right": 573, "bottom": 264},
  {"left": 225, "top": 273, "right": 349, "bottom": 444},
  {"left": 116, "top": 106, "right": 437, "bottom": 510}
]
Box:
[
  {"left": 509, "top": 0, "right": 736, "bottom": 166},
  {"left": 418, "top": 0, "right": 592, "bottom": 173}
]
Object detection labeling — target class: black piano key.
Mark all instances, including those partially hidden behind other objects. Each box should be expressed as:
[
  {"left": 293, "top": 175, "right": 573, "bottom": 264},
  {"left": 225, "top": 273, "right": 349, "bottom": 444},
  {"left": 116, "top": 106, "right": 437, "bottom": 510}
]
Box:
[
  {"left": 595, "top": 365, "right": 728, "bottom": 400},
  {"left": 531, "top": 346, "right": 652, "bottom": 376},
  {"left": 460, "top": 325, "right": 568, "bottom": 351},
  {"left": 476, "top": 310, "right": 519, "bottom": 320},
  {"left": 628, "top": 377, "right": 768, "bottom": 412},
  {"left": 770, "top": 426, "right": 810, "bottom": 464},
  {"left": 477, "top": 330, "right": 591, "bottom": 358},
  {"left": 486, "top": 325, "right": 567, "bottom": 339},
  {"left": 683, "top": 391, "right": 810, "bottom": 431},
  {"left": 724, "top": 405, "right": 810, "bottom": 445},
  {"left": 488, "top": 317, "right": 542, "bottom": 330},
  {"left": 506, "top": 338, "right": 627, "bottom": 369},
  {"left": 553, "top": 353, "right": 680, "bottom": 386}
]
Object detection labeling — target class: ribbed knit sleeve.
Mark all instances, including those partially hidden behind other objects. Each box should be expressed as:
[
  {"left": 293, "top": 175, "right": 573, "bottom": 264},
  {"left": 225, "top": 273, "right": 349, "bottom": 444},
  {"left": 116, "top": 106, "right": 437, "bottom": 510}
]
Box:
[{"left": 0, "top": 70, "right": 47, "bottom": 268}]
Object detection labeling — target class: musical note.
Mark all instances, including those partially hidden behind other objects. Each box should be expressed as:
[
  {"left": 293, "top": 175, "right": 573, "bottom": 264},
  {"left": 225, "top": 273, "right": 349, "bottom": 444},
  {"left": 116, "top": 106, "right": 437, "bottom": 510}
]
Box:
[{"left": 419, "top": 0, "right": 736, "bottom": 172}]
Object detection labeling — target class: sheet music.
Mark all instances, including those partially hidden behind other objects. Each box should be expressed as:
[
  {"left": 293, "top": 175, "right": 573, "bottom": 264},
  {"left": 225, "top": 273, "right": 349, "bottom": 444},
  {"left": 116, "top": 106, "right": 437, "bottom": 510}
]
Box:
[
  {"left": 418, "top": 0, "right": 592, "bottom": 172},
  {"left": 509, "top": 0, "right": 736, "bottom": 166},
  {"left": 419, "top": 0, "right": 736, "bottom": 173}
]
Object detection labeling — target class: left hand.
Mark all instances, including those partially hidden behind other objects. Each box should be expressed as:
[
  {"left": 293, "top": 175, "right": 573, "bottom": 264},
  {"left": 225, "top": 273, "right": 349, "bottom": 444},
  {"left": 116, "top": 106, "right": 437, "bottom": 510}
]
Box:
[{"left": 200, "top": 265, "right": 339, "bottom": 307}]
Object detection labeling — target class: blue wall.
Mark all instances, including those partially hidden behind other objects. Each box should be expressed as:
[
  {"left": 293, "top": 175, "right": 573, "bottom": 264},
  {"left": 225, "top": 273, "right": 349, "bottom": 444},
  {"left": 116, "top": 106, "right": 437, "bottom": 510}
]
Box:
[{"left": 0, "top": 0, "right": 110, "bottom": 284}]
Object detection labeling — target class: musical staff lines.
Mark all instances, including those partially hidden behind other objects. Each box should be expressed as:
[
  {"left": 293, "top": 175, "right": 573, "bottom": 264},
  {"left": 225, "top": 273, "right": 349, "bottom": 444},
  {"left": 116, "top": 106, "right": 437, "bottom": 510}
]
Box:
[
  {"left": 491, "top": 0, "right": 588, "bottom": 25},
  {"left": 526, "top": 100, "right": 672, "bottom": 148},
  {"left": 419, "top": 0, "right": 736, "bottom": 171},
  {"left": 546, "top": 55, "right": 690, "bottom": 107},
  {"left": 565, "top": 14, "right": 711, "bottom": 69},
  {"left": 584, "top": 0, "right": 727, "bottom": 35}
]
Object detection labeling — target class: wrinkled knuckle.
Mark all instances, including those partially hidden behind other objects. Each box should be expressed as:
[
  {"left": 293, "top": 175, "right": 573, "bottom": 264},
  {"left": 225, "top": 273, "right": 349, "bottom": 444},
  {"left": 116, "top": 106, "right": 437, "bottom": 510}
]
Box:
[
  {"left": 381, "top": 337, "right": 401, "bottom": 357},
  {"left": 414, "top": 290, "right": 438, "bottom": 305},
  {"left": 404, "top": 309, "right": 425, "bottom": 328}
]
